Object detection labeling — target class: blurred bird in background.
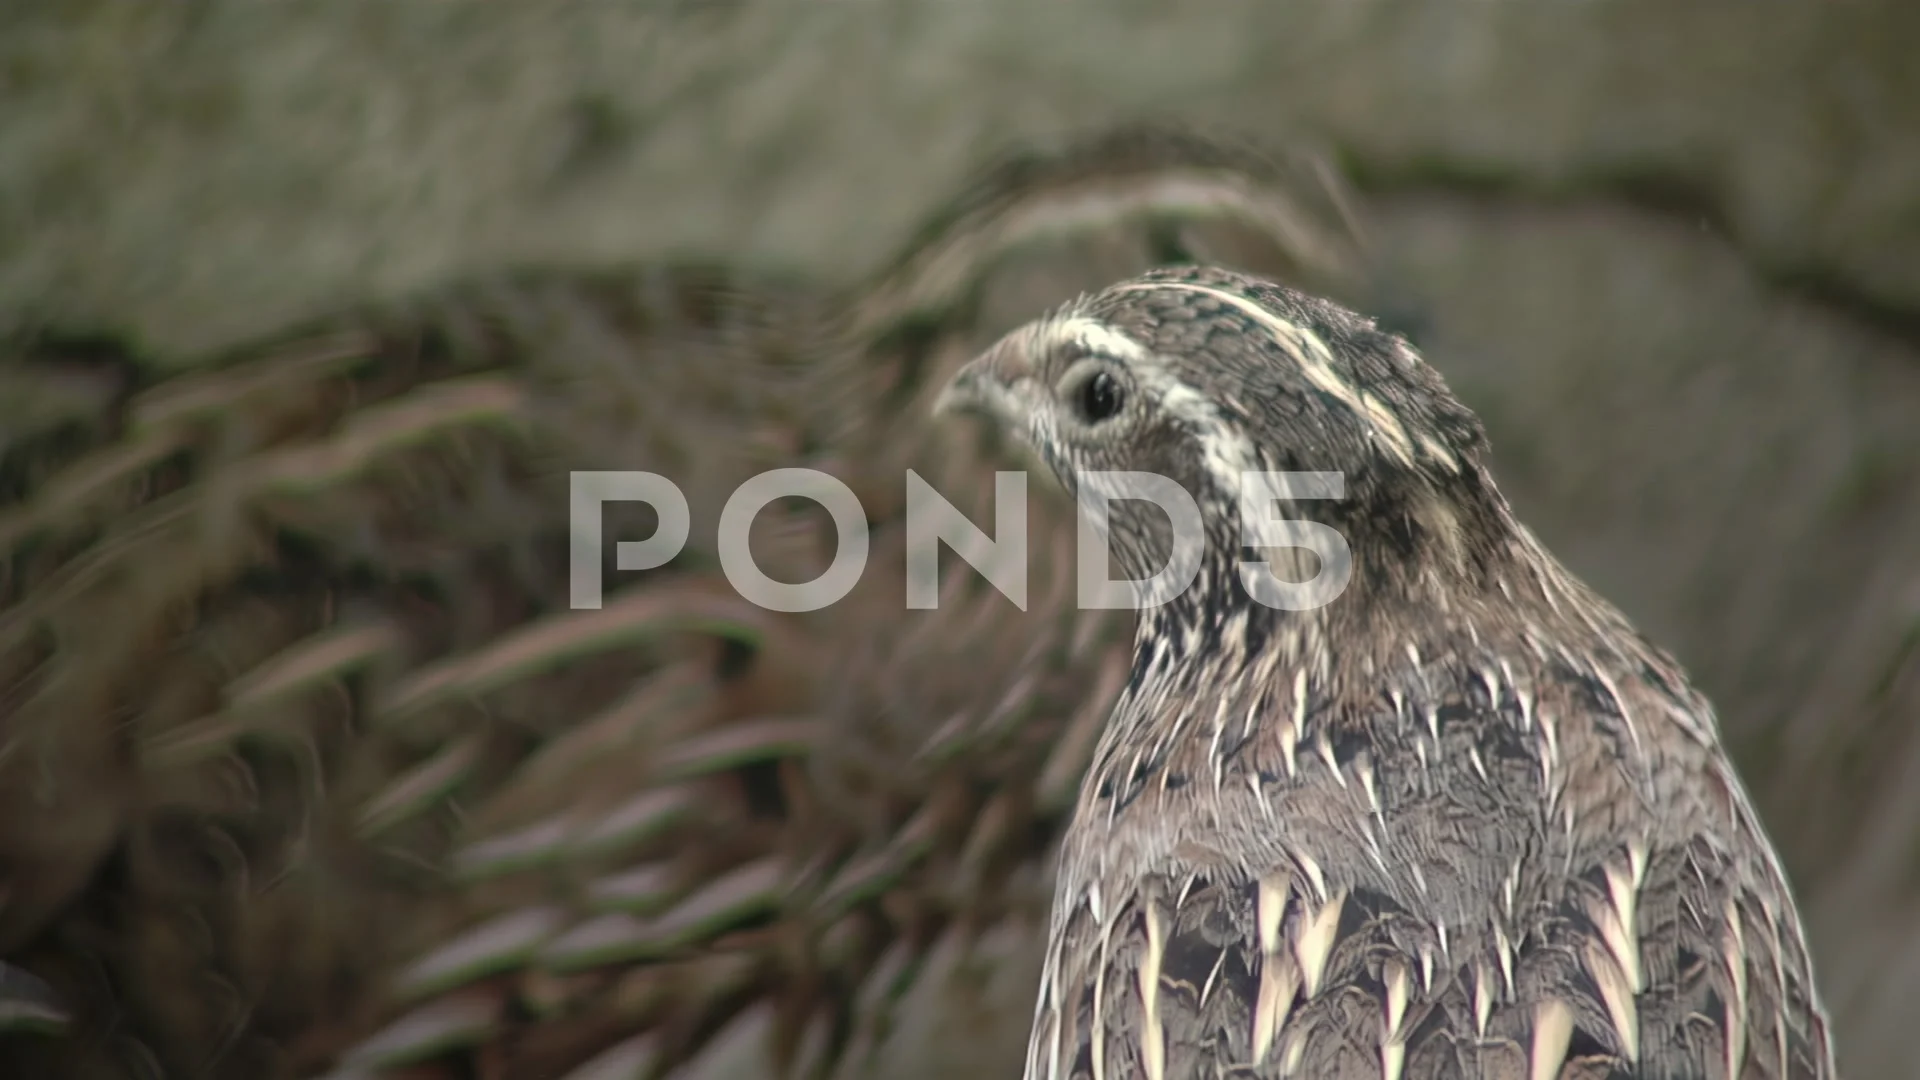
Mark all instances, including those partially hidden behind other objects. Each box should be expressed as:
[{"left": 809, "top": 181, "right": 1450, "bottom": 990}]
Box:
[{"left": 0, "top": 128, "right": 1381, "bottom": 1079}]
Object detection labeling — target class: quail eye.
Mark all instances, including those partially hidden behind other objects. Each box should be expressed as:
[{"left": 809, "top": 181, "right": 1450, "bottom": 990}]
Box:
[{"left": 1075, "top": 370, "right": 1125, "bottom": 424}]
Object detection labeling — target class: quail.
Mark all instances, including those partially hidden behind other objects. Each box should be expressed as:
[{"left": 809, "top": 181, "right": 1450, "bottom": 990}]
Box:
[
  {"left": 933, "top": 265, "right": 1838, "bottom": 1080},
  {"left": 0, "top": 128, "right": 1365, "bottom": 1078}
]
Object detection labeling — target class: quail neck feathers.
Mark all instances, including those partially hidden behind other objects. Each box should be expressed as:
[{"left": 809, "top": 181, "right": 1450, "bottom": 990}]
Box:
[{"left": 935, "top": 265, "right": 1835, "bottom": 1080}]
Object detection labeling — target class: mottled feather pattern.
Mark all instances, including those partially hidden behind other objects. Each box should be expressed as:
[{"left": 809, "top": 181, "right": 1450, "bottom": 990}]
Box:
[
  {"left": 1039, "top": 629, "right": 1830, "bottom": 1079},
  {"left": 0, "top": 265, "right": 825, "bottom": 1078},
  {"left": 1, "top": 127, "right": 1370, "bottom": 1078},
  {"left": 935, "top": 266, "right": 1836, "bottom": 1080}
]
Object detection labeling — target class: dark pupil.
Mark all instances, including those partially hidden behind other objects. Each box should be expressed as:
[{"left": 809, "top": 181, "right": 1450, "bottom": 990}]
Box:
[{"left": 1079, "top": 371, "right": 1123, "bottom": 422}]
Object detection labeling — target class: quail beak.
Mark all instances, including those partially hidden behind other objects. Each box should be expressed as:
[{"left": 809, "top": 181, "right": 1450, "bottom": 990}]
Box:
[{"left": 932, "top": 339, "right": 1038, "bottom": 429}]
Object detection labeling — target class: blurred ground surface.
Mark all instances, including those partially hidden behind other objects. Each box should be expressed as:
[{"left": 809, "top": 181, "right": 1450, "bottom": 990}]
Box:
[{"left": 2, "top": 2, "right": 1916, "bottom": 1077}]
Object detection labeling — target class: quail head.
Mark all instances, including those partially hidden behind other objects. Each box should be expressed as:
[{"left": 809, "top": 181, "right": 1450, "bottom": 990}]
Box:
[{"left": 935, "top": 265, "right": 1837, "bottom": 1080}]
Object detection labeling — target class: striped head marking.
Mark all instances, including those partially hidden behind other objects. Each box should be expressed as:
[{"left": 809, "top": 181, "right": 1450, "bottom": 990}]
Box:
[
  {"left": 936, "top": 265, "right": 1484, "bottom": 486},
  {"left": 934, "top": 267, "right": 1493, "bottom": 583}
]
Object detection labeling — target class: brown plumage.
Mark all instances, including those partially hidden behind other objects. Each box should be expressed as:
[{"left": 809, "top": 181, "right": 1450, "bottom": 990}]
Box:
[
  {"left": 0, "top": 128, "right": 1368, "bottom": 1078},
  {"left": 934, "top": 266, "right": 1838, "bottom": 1079}
]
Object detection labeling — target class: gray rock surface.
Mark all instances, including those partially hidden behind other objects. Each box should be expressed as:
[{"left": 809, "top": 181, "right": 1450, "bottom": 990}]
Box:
[
  {"left": 5, "top": 2, "right": 1914, "bottom": 356},
  {"left": 3, "top": 2, "right": 1914, "bottom": 1076}
]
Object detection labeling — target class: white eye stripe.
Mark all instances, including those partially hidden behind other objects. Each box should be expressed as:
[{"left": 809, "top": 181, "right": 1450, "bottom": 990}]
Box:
[
  {"left": 1040, "top": 318, "right": 1147, "bottom": 427},
  {"left": 1108, "top": 281, "right": 1440, "bottom": 472},
  {"left": 1036, "top": 312, "right": 1268, "bottom": 484},
  {"left": 1052, "top": 316, "right": 1152, "bottom": 364}
]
